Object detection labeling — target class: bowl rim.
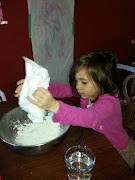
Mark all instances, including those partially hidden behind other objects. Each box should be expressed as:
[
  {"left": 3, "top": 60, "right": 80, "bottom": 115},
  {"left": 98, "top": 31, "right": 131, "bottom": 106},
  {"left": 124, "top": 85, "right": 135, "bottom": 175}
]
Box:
[{"left": 0, "top": 107, "right": 70, "bottom": 147}]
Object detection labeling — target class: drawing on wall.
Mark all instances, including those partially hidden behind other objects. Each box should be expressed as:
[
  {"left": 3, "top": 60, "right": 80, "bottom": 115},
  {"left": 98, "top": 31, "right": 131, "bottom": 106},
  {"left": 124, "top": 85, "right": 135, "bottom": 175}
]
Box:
[
  {"left": 32, "top": 1, "right": 65, "bottom": 58},
  {"left": 41, "top": 1, "right": 65, "bottom": 58},
  {"left": 27, "top": 0, "right": 75, "bottom": 84}
]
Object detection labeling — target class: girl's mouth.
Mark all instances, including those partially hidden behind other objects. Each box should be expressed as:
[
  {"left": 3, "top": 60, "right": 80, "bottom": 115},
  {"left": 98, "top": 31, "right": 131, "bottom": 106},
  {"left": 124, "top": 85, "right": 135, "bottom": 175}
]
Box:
[{"left": 79, "top": 93, "right": 83, "bottom": 96}]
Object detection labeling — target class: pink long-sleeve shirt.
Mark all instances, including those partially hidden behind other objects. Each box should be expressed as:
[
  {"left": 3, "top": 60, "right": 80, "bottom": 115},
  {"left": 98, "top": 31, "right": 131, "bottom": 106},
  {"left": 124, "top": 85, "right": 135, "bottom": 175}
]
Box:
[{"left": 48, "top": 82, "right": 129, "bottom": 151}]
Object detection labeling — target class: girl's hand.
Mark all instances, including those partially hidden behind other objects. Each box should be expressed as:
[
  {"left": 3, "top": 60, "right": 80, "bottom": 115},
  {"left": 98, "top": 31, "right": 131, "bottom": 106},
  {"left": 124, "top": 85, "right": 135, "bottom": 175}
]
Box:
[
  {"left": 27, "top": 87, "right": 59, "bottom": 114},
  {"left": 14, "top": 79, "right": 24, "bottom": 97}
]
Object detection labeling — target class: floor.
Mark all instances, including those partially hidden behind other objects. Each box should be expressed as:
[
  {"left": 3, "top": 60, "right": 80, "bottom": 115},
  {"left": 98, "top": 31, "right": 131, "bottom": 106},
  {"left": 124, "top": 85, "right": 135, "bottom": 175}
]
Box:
[{"left": 121, "top": 103, "right": 135, "bottom": 170}]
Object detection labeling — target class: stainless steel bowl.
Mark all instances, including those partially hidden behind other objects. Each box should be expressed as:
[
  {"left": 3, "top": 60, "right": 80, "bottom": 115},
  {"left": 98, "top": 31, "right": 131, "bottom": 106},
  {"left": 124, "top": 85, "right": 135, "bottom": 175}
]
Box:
[{"left": 0, "top": 107, "right": 70, "bottom": 156}]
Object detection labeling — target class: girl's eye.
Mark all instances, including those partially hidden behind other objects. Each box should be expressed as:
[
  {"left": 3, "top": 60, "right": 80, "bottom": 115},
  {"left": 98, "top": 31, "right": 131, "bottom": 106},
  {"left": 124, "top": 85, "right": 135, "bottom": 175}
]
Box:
[{"left": 82, "top": 82, "right": 87, "bottom": 84}]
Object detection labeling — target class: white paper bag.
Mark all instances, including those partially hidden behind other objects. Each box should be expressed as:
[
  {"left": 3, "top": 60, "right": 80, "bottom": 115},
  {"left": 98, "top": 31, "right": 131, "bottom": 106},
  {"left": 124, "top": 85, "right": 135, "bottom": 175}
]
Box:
[{"left": 19, "top": 56, "right": 50, "bottom": 122}]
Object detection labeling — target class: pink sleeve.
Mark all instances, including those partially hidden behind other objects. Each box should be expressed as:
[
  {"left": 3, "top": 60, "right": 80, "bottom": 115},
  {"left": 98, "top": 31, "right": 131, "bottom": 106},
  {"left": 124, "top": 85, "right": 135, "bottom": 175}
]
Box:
[
  {"left": 53, "top": 95, "right": 129, "bottom": 151},
  {"left": 53, "top": 94, "right": 120, "bottom": 129},
  {"left": 48, "top": 82, "right": 74, "bottom": 98},
  {"left": 53, "top": 101, "right": 98, "bottom": 128}
]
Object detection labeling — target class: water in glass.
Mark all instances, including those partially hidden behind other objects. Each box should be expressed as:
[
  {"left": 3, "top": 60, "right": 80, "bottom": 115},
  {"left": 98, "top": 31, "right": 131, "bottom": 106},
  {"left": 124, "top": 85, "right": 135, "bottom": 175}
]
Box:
[{"left": 66, "top": 151, "right": 94, "bottom": 180}]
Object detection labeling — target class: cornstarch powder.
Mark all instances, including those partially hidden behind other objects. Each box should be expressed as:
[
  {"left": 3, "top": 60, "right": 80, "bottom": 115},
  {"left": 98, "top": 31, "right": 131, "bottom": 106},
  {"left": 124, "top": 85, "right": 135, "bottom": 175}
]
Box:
[{"left": 14, "top": 116, "right": 60, "bottom": 146}]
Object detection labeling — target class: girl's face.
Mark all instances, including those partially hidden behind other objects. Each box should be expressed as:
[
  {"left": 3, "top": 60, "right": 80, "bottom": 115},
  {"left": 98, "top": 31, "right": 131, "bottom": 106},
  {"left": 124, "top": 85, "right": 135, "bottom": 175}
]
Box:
[{"left": 75, "top": 68, "right": 99, "bottom": 101}]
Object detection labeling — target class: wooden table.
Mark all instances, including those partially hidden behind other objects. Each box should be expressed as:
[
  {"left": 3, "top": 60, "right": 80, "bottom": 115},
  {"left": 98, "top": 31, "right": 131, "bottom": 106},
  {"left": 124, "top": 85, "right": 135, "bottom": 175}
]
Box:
[{"left": 0, "top": 98, "right": 135, "bottom": 180}]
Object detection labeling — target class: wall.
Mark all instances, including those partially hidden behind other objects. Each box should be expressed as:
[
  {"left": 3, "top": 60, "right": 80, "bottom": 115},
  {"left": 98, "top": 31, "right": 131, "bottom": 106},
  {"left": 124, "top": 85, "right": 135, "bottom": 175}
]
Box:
[
  {"left": 0, "top": 0, "right": 33, "bottom": 100},
  {"left": 0, "top": 0, "right": 135, "bottom": 100},
  {"left": 74, "top": 0, "right": 135, "bottom": 61}
]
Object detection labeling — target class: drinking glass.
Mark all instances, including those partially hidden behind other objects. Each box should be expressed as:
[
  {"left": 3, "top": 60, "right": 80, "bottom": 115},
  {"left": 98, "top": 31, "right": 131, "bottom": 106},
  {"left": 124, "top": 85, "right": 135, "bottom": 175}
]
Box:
[{"left": 64, "top": 142, "right": 96, "bottom": 180}]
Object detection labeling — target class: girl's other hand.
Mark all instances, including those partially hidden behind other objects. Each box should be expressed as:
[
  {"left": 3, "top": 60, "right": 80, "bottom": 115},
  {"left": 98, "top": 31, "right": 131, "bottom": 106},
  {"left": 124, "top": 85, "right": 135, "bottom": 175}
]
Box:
[
  {"left": 27, "top": 87, "right": 59, "bottom": 114},
  {"left": 14, "top": 79, "right": 24, "bottom": 97}
]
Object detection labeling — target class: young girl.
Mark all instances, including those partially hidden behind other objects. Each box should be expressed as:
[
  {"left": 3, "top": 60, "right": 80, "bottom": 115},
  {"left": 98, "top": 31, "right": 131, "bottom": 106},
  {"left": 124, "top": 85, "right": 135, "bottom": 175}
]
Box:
[{"left": 15, "top": 51, "right": 130, "bottom": 165}]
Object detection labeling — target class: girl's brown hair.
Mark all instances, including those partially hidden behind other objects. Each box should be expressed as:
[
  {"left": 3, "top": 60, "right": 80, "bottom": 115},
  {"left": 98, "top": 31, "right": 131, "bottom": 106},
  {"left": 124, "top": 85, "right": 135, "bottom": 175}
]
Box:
[{"left": 69, "top": 51, "right": 119, "bottom": 98}]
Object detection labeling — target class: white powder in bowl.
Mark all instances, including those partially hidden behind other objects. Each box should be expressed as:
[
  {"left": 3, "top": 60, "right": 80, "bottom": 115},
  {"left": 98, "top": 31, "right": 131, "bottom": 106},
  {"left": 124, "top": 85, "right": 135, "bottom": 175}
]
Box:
[{"left": 14, "top": 116, "right": 60, "bottom": 146}]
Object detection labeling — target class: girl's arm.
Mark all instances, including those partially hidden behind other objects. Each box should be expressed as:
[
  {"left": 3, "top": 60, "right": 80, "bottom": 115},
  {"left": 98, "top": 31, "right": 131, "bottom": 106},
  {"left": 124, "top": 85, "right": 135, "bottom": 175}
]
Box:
[
  {"left": 27, "top": 88, "right": 120, "bottom": 131},
  {"left": 53, "top": 94, "right": 120, "bottom": 129},
  {"left": 27, "top": 88, "right": 97, "bottom": 127},
  {"left": 53, "top": 101, "right": 98, "bottom": 128}
]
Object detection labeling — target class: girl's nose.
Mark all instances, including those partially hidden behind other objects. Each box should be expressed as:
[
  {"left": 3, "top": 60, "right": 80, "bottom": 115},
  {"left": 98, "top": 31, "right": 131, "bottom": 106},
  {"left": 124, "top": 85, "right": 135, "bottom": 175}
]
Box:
[{"left": 76, "top": 82, "right": 80, "bottom": 90}]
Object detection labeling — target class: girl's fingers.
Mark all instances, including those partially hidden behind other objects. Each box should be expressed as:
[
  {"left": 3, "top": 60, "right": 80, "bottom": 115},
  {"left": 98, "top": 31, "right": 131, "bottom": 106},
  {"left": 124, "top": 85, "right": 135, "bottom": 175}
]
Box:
[
  {"left": 33, "top": 93, "right": 44, "bottom": 102},
  {"left": 15, "top": 85, "right": 22, "bottom": 93},
  {"left": 27, "top": 96, "right": 39, "bottom": 106},
  {"left": 33, "top": 88, "right": 49, "bottom": 99},
  {"left": 14, "top": 93, "right": 19, "bottom": 97},
  {"left": 14, "top": 79, "right": 24, "bottom": 98},
  {"left": 37, "top": 87, "right": 48, "bottom": 94},
  {"left": 27, "top": 88, "right": 49, "bottom": 107},
  {"left": 16, "top": 79, "right": 24, "bottom": 85},
  {"left": 27, "top": 96, "right": 43, "bottom": 108}
]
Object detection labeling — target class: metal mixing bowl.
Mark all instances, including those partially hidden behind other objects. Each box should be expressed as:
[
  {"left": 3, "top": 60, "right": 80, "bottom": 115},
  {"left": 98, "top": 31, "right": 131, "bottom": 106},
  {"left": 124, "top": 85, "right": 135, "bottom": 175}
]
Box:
[{"left": 0, "top": 107, "right": 70, "bottom": 156}]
